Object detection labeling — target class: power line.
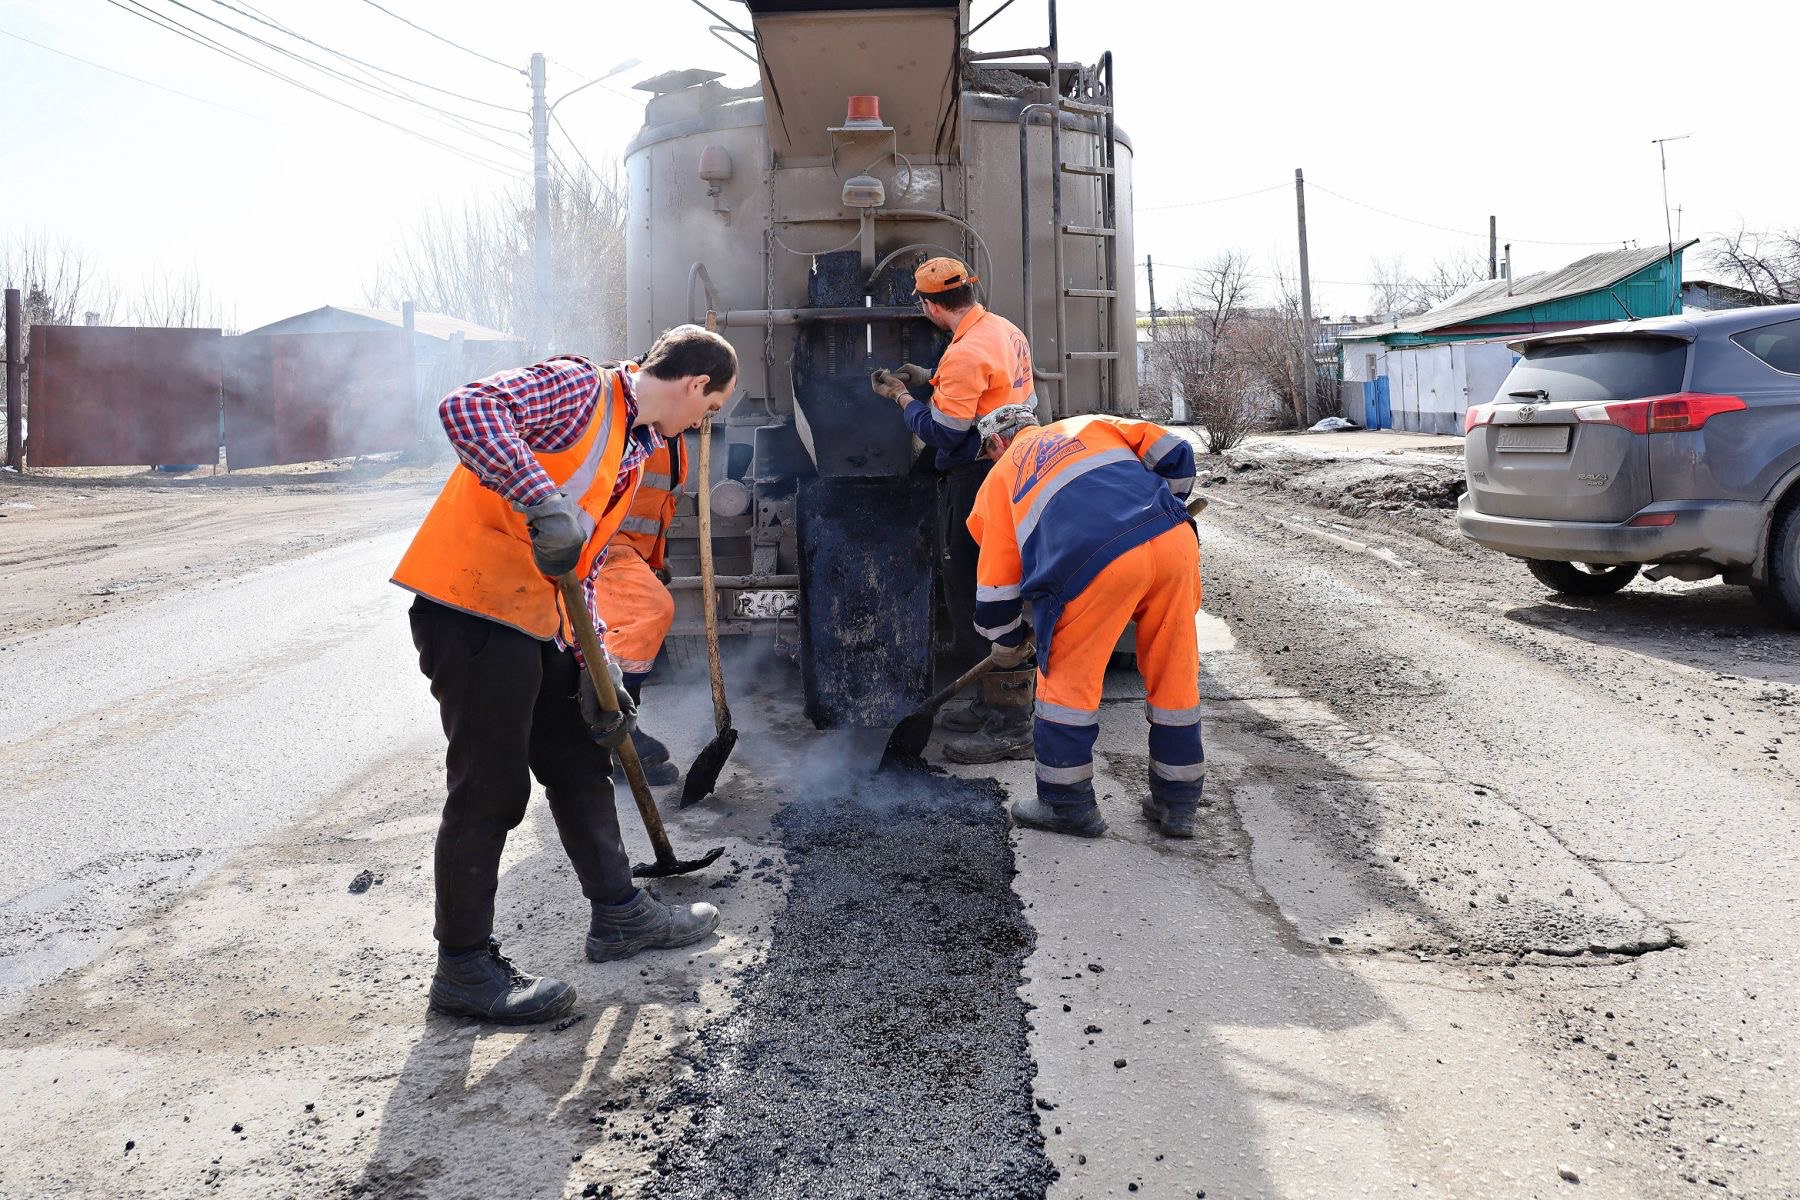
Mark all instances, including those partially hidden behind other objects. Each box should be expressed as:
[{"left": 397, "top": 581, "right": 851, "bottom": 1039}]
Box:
[
  {"left": 162, "top": 0, "right": 527, "bottom": 149},
  {"left": 357, "top": 0, "right": 522, "bottom": 75},
  {"left": 100, "top": 0, "right": 522, "bottom": 174},
  {"left": 550, "top": 111, "right": 601, "bottom": 181},
  {"left": 0, "top": 22, "right": 269, "bottom": 120},
  {"left": 1309, "top": 182, "right": 1619, "bottom": 248},
  {"left": 210, "top": 0, "right": 520, "bottom": 112},
  {"left": 1138, "top": 183, "right": 1288, "bottom": 213}
]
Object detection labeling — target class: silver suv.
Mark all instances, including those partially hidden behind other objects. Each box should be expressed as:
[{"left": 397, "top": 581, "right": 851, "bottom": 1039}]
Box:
[{"left": 1458, "top": 305, "right": 1800, "bottom": 624}]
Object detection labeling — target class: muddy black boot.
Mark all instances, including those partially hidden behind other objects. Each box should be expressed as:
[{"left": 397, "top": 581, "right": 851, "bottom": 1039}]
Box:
[
  {"left": 429, "top": 938, "right": 577, "bottom": 1024},
  {"left": 586, "top": 888, "right": 721, "bottom": 962},
  {"left": 615, "top": 727, "right": 680, "bottom": 786},
  {"left": 1011, "top": 787, "right": 1107, "bottom": 838},
  {"left": 1140, "top": 794, "right": 1198, "bottom": 838},
  {"left": 938, "top": 689, "right": 992, "bottom": 733},
  {"left": 942, "top": 669, "right": 1034, "bottom": 763},
  {"left": 612, "top": 682, "right": 680, "bottom": 785}
]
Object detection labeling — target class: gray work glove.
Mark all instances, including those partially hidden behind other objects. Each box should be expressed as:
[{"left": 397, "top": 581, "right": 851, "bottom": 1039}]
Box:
[
  {"left": 893, "top": 363, "right": 931, "bottom": 389},
  {"left": 990, "top": 637, "right": 1035, "bottom": 670},
  {"left": 522, "top": 492, "right": 584, "bottom": 577},
  {"left": 869, "top": 368, "right": 908, "bottom": 403},
  {"left": 578, "top": 658, "right": 639, "bottom": 752}
]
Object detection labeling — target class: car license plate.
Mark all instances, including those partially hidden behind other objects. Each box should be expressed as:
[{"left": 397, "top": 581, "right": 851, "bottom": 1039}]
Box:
[
  {"left": 1495, "top": 426, "right": 1570, "bottom": 453},
  {"left": 732, "top": 588, "right": 800, "bottom": 620}
]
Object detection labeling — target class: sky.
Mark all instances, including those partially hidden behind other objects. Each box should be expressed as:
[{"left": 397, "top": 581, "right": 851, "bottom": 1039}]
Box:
[{"left": 2, "top": 0, "right": 1796, "bottom": 331}]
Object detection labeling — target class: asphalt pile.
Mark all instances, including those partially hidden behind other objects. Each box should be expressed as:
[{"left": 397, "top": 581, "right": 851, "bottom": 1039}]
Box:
[{"left": 645, "top": 767, "right": 1055, "bottom": 1199}]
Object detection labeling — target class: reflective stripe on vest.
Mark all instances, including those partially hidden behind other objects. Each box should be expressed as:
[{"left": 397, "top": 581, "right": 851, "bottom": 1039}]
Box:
[
  {"left": 612, "top": 434, "right": 687, "bottom": 570},
  {"left": 391, "top": 370, "right": 635, "bottom": 642}
]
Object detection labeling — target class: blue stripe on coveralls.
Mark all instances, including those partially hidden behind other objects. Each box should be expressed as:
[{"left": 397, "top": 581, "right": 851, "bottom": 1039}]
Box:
[{"left": 1016, "top": 447, "right": 1138, "bottom": 545}]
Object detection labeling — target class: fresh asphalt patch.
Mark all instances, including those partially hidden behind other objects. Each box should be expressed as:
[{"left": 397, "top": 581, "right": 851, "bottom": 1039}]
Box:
[{"left": 644, "top": 766, "right": 1055, "bottom": 1199}]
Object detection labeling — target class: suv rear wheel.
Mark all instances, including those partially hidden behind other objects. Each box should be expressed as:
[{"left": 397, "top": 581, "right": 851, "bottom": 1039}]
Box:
[
  {"left": 1525, "top": 559, "right": 1640, "bottom": 596},
  {"left": 1754, "top": 499, "right": 1800, "bottom": 627}
]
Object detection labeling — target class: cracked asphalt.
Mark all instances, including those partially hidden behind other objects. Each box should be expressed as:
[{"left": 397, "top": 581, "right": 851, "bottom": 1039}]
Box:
[{"left": 2, "top": 439, "right": 1797, "bottom": 1198}]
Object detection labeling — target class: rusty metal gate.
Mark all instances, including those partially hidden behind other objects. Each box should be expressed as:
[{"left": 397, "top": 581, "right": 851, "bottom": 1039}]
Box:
[
  {"left": 26, "top": 326, "right": 224, "bottom": 467},
  {"left": 21, "top": 325, "right": 417, "bottom": 469},
  {"left": 222, "top": 331, "right": 414, "bottom": 470}
]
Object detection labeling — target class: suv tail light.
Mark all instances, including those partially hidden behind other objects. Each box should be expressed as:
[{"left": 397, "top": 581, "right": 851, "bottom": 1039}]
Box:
[
  {"left": 1463, "top": 404, "right": 1495, "bottom": 433},
  {"left": 1573, "top": 392, "right": 1745, "bottom": 434}
]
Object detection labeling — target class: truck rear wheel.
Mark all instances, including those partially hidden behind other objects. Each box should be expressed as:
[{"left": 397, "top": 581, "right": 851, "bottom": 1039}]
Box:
[
  {"left": 1525, "top": 559, "right": 1639, "bottom": 597},
  {"left": 1754, "top": 499, "right": 1800, "bottom": 627}
]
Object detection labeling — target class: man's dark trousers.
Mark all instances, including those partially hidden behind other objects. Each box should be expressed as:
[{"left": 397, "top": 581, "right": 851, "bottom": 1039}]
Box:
[
  {"left": 410, "top": 596, "right": 637, "bottom": 947},
  {"left": 944, "top": 457, "right": 994, "bottom": 668}
]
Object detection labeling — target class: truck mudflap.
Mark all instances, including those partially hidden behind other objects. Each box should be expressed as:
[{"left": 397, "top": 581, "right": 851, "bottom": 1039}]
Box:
[{"left": 797, "top": 474, "right": 938, "bottom": 728}]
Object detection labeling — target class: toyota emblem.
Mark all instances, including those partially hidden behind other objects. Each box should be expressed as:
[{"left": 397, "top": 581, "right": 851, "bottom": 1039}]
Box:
[{"left": 1517, "top": 405, "right": 1537, "bottom": 422}]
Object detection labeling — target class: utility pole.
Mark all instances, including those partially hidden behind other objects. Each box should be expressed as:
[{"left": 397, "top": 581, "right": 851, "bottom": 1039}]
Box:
[
  {"left": 1652, "top": 134, "right": 1690, "bottom": 315},
  {"left": 5, "top": 288, "right": 21, "bottom": 471},
  {"left": 530, "top": 52, "right": 552, "bottom": 357},
  {"left": 1293, "top": 167, "right": 1314, "bottom": 428},
  {"left": 1145, "top": 255, "right": 1158, "bottom": 340},
  {"left": 1489, "top": 215, "right": 1498, "bottom": 280}
]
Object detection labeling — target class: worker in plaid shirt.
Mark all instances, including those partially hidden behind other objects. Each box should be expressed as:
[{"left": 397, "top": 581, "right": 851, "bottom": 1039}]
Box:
[{"left": 393, "top": 324, "right": 737, "bottom": 1025}]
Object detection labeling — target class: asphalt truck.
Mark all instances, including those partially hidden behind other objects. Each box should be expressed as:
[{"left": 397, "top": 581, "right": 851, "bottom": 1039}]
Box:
[{"left": 630, "top": 0, "right": 1137, "bottom": 726}]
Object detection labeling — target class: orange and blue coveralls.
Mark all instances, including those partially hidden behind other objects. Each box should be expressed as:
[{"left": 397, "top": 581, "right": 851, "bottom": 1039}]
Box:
[
  {"left": 967, "top": 415, "right": 1204, "bottom": 808},
  {"left": 597, "top": 434, "right": 686, "bottom": 687},
  {"left": 901, "top": 303, "right": 1035, "bottom": 469}
]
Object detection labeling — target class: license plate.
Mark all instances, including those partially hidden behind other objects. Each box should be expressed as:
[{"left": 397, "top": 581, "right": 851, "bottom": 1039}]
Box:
[
  {"left": 1495, "top": 426, "right": 1571, "bottom": 453},
  {"left": 731, "top": 589, "right": 800, "bottom": 620}
]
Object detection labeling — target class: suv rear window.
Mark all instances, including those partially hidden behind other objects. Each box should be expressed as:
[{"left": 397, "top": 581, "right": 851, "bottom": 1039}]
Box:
[
  {"left": 1732, "top": 318, "right": 1800, "bottom": 375},
  {"left": 1499, "top": 336, "right": 1688, "bottom": 402}
]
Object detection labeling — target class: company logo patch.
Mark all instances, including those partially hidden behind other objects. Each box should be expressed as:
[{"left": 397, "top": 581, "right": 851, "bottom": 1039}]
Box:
[{"left": 1010, "top": 432, "right": 1084, "bottom": 501}]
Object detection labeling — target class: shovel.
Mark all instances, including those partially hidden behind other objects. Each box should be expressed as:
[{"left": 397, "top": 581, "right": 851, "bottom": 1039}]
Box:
[
  {"left": 558, "top": 574, "right": 724, "bottom": 879},
  {"left": 879, "top": 489, "right": 1212, "bottom": 770},
  {"left": 879, "top": 649, "right": 1009, "bottom": 770},
  {"left": 679, "top": 411, "right": 739, "bottom": 808}
]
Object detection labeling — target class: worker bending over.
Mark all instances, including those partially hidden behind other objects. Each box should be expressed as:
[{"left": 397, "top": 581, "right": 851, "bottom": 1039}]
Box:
[
  {"left": 392, "top": 325, "right": 734, "bottom": 1024},
  {"left": 871, "top": 256, "right": 1036, "bottom": 763},
  {"left": 966, "top": 406, "right": 1204, "bottom": 839},
  {"left": 597, "top": 365, "right": 689, "bottom": 788}
]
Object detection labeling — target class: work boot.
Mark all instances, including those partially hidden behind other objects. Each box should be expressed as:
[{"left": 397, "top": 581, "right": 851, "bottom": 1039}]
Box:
[
  {"left": 1010, "top": 792, "right": 1107, "bottom": 838},
  {"left": 938, "top": 689, "right": 992, "bottom": 734},
  {"left": 942, "top": 669, "right": 1034, "bottom": 763},
  {"left": 1141, "top": 794, "right": 1198, "bottom": 839},
  {"left": 614, "top": 727, "right": 680, "bottom": 786},
  {"left": 428, "top": 938, "right": 577, "bottom": 1025},
  {"left": 586, "top": 888, "right": 720, "bottom": 962}
]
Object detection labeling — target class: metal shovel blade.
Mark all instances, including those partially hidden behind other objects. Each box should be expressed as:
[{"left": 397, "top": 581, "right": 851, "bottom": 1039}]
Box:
[
  {"left": 632, "top": 844, "right": 726, "bottom": 879},
  {"left": 678, "top": 726, "right": 739, "bottom": 809}
]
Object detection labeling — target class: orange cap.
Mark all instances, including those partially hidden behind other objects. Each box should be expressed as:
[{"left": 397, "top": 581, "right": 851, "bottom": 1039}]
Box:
[{"left": 913, "top": 256, "right": 979, "bottom": 296}]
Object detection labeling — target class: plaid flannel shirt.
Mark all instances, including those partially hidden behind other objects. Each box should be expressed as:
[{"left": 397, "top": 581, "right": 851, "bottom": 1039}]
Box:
[{"left": 438, "top": 355, "right": 664, "bottom": 657}]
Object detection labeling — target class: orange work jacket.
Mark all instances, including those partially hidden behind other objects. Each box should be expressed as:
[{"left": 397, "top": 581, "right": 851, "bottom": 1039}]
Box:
[
  {"left": 392, "top": 369, "right": 636, "bottom": 642},
  {"left": 610, "top": 435, "right": 687, "bottom": 571}
]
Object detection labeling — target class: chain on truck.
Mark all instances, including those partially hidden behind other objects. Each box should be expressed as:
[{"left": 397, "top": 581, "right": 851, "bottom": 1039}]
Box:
[{"left": 633, "top": 0, "right": 1136, "bottom": 727}]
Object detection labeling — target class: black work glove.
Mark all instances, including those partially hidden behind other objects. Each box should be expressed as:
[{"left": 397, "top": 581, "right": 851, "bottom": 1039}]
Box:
[
  {"left": 894, "top": 363, "right": 931, "bottom": 389},
  {"left": 522, "top": 492, "right": 584, "bottom": 577},
  {"left": 578, "top": 658, "right": 639, "bottom": 752}
]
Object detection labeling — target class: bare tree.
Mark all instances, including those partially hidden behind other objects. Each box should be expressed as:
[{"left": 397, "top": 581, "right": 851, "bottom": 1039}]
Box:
[
  {"left": 1239, "top": 264, "right": 1339, "bottom": 429},
  {"left": 1704, "top": 227, "right": 1800, "bottom": 304},
  {"left": 1364, "top": 251, "right": 1489, "bottom": 317},
  {"left": 128, "top": 267, "right": 238, "bottom": 332},
  {"left": 1148, "top": 255, "right": 1270, "bottom": 453},
  {"left": 368, "top": 163, "right": 628, "bottom": 359},
  {"left": 0, "top": 234, "right": 118, "bottom": 329}
]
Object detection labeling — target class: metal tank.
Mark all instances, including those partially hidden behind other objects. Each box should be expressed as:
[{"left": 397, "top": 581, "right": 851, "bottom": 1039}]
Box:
[{"left": 626, "top": 0, "right": 1135, "bottom": 726}]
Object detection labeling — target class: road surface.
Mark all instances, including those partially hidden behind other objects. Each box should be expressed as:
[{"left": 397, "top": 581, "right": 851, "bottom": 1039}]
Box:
[{"left": 0, "top": 447, "right": 1795, "bottom": 1198}]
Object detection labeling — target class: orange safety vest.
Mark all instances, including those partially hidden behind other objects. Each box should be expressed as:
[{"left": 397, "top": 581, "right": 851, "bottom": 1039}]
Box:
[
  {"left": 610, "top": 435, "right": 687, "bottom": 570},
  {"left": 392, "top": 369, "right": 637, "bottom": 642}
]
